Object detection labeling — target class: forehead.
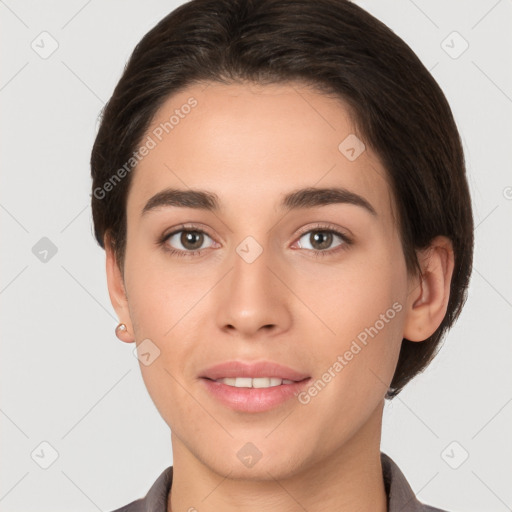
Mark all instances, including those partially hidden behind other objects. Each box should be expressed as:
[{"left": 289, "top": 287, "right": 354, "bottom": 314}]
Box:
[{"left": 126, "top": 81, "right": 394, "bottom": 224}]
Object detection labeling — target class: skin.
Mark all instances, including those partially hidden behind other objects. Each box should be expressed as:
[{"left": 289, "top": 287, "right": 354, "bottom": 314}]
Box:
[{"left": 105, "top": 81, "right": 454, "bottom": 512}]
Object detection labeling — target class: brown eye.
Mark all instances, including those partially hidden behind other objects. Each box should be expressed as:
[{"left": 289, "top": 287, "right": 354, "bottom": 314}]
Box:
[
  {"left": 165, "top": 229, "right": 213, "bottom": 252},
  {"left": 297, "top": 229, "right": 346, "bottom": 252},
  {"left": 310, "top": 231, "right": 333, "bottom": 250}
]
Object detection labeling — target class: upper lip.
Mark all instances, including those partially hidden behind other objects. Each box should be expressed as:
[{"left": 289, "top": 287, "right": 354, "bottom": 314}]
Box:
[{"left": 199, "top": 361, "right": 310, "bottom": 381}]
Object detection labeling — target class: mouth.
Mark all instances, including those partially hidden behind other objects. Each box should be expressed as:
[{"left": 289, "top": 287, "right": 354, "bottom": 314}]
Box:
[
  {"left": 199, "top": 360, "right": 311, "bottom": 412},
  {"left": 203, "top": 376, "right": 305, "bottom": 388}
]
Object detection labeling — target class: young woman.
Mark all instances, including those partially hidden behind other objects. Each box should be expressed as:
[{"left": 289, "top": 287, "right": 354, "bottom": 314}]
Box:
[{"left": 90, "top": 1, "right": 473, "bottom": 510}]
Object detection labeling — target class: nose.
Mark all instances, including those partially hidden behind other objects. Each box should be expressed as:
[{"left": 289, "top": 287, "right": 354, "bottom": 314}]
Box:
[{"left": 215, "top": 238, "right": 293, "bottom": 339}]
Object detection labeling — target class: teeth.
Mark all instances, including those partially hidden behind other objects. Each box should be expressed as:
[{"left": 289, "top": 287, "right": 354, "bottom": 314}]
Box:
[{"left": 215, "top": 377, "right": 296, "bottom": 388}]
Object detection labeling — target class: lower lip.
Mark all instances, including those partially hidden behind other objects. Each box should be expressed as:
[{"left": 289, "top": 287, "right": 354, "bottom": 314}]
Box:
[{"left": 200, "top": 378, "right": 311, "bottom": 413}]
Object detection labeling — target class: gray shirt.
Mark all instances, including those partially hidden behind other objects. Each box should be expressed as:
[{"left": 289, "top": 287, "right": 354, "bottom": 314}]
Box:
[{"left": 110, "top": 452, "right": 448, "bottom": 512}]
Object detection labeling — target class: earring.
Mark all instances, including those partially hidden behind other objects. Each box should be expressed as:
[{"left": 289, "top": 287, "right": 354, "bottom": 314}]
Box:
[
  {"left": 115, "top": 322, "right": 135, "bottom": 343},
  {"left": 115, "top": 323, "right": 127, "bottom": 340}
]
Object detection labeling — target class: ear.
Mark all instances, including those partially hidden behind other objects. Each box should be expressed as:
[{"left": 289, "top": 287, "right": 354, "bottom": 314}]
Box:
[
  {"left": 105, "top": 232, "right": 135, "bottom": 343},
  {"left": 403, "top": 236, "right": 455, "bottom": 342}
]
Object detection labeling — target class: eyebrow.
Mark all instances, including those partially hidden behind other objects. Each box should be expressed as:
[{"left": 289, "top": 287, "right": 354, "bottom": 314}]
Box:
[{"left": 141, "top": 186, "right": 377, "bottom": 217}]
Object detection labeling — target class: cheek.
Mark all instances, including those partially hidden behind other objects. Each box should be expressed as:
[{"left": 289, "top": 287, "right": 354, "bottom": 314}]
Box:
[
  {"left": 315, "top": 248, "right": 405, "bottom": 338},
  {"left": 122, "top": 243, "right": 209, "bottom": 404},
  {"left": 123, "top": 242, "right": 200, "bottom": 337},
  {"left": 308, "top": 243, "right": 407, "bottom": 392}
]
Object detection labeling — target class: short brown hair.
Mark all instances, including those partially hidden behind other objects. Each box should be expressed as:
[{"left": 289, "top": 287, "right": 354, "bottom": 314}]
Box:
[{"left": 90, "top": 0, "right": 474, "bottom": 398}]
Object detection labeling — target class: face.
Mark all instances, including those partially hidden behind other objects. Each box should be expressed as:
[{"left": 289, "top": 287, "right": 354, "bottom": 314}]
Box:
[{"left": 110, "top": 81, "right": 417, "bottom": 480}]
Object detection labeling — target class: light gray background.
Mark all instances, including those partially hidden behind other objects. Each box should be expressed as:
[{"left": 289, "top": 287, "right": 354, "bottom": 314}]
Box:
[{"left": 1, "top": 1, "right": 511, "bottom": 511}]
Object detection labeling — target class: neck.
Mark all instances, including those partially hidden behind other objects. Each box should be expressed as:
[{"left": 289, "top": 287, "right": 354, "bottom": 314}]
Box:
[{"left": 168, "top": 401, "right": 387, "bottom": 512}]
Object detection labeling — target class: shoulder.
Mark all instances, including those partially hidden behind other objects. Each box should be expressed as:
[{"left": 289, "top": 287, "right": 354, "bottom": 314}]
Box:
[
  {"left": 108, "top": 466, "right": 174, "bottom": 512},
  {"left": 381, "top": 452, "right": 451, "bottom": 512}
]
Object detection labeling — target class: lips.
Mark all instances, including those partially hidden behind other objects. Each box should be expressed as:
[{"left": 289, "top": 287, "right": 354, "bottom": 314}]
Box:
[
  {"left": 199, "top": 360, "right": 310, "bottom": 382},
  {"left": 201, "top": 378, "right": 311, "bottom": 412}
]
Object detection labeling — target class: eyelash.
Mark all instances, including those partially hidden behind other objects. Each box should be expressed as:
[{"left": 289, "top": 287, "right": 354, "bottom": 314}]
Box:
[{"left": 157, "top": 223, "right": 353, "bottom": 259}]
